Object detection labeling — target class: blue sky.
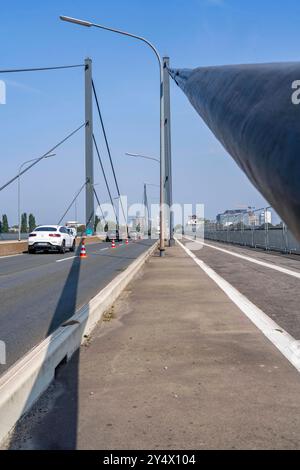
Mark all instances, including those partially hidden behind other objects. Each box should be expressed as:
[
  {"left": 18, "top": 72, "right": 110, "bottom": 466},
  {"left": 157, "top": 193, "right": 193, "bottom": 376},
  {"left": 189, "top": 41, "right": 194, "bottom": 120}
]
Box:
[{"left": 1, "top": 0, "right": 300, "bottom": 225}]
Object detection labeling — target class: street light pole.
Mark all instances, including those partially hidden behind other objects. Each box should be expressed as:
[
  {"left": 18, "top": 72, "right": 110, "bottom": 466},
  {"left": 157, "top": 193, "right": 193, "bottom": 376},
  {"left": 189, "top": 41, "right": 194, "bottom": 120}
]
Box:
[
  {"left": 163, "top": 56, "right": 174, "bottom": 246},
  {"left": 143, "top": 182, "right": 159, "bottom": 236},
  {"left": 60, "top": 15, "right": 166, "bottom": 256},
  {"left": 18, "top": 154, "right": 56, "bottom": 241}
]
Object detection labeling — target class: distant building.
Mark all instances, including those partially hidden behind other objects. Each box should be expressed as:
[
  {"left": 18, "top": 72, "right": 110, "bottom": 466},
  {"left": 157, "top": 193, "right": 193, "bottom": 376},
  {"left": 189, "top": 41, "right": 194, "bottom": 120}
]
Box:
[
  {"left": 259, "top": 210, "right": 272, "bottom": 225},
  {"left": 216, "top": 208, "right": 259, "bottom": 227},
  {"left": 248, "top": 211, "right": 259, "bottom": 226},
  {"left": 217, "top": 209, "right": 247, "bottom": 226}
]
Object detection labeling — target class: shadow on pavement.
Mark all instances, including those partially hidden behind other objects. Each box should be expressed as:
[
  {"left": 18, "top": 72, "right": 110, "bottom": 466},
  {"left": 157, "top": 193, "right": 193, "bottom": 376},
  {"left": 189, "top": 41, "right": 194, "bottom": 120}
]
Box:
[{"left": 8, "top": 243, "right": 85, "bottom": 449}]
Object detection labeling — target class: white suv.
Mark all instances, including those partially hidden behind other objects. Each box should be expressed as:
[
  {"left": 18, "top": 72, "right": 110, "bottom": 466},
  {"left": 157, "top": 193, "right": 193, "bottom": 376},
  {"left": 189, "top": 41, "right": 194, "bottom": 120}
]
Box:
[{"left": 28, "top": 225, "right": 76, "bottom": 254}]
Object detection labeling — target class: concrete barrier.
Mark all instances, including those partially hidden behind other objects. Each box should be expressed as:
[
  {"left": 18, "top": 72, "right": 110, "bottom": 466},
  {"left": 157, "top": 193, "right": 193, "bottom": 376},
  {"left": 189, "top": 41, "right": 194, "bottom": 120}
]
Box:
[
  {"left": 0, "top": 241, "right": 27, "bottom": 257},
  {"left": 0, "top": 241, "right": 158, "bottom": 446},
  {"left": 0, "top": 235, "right": 104, "bottom": 257}
]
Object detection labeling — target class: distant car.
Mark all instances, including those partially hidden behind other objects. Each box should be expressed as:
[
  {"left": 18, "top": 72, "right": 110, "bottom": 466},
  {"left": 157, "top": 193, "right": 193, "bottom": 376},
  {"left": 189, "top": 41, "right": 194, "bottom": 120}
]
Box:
[
  {"left": 28, "top": 225, "right": 76, "bottom": 254},
  {"left": 106, "top": 230, "right": 121, "bottom": 242}
]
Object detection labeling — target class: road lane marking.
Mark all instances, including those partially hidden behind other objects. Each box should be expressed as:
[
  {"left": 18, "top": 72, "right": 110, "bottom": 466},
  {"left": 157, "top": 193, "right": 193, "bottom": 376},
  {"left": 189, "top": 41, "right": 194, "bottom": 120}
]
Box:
[
  {"left": 0, "top": 253, "right": 24, "bottom": 260},
  {"left": 56, "top": 256, "right": 77, "bottom": 263},
  {"left": 100, "top": 247, "right": 109, "bottom": 251},
  {"left": 177, "top": 238, "right": 300, "bottom": 373},
  {"left": 184, "top": 236, "right": 300, "bottom": 280}
]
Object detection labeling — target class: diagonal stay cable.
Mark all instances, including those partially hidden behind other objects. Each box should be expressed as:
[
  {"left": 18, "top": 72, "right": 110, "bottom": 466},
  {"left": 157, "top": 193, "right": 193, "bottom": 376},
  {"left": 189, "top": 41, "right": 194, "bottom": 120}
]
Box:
[
  {"left": 93, "top": 187, "right": 106, "bottom": 224},
  {"left": 85, "top": 190, "right": 107, "bottom": 234},
  {"left": 93, "top": 134, "right": 118, "bottom": 225},
  {"left": 91, "top": 80, "right": 127, "bottom": 227},
  {"left": 0, "top": 64, "right": 85, "bottom": 74},
  {"left": 57, "top": 179, "right": 88, "bottom": 226},
  {"left": 85, "top": 191, "right": 107, "bottom": 235},
  {"left": 0, "top": 123, "right": 87, "bottom": 193}
]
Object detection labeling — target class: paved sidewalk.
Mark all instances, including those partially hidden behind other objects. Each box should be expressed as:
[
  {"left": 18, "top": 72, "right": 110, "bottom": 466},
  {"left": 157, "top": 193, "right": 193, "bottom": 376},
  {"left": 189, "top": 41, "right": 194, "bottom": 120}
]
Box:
[{"left": 9, "top": 244, "right": 300, "bottom": 449}]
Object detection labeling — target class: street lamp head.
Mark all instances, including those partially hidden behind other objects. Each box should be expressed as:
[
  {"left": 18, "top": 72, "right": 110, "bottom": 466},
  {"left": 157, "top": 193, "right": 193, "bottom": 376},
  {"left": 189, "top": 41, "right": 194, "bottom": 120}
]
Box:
[
  {"left": 60, "top": 16, "right": 92, "bottom": 27},
  {"left": 125, "top": 152, "right": 138, "bottom": 157},
  {"left": 45, "top": 153, "right": 56, "bottom": 159},
  {"left": 125, "top": 152, "right": 160, "bottom": 164}
]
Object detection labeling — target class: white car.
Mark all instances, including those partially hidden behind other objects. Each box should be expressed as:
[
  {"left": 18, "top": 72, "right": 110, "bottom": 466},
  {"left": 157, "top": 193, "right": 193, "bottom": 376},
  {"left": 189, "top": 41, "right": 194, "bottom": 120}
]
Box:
[
  {"left": 129, "top": 231, "right": 138, "bottom": 240},
  {"left": 66, "top": 227, "right": 77, "bottom": 238},
  {"left": 28, "top": 225, "right": 76, "bottom": 254}
]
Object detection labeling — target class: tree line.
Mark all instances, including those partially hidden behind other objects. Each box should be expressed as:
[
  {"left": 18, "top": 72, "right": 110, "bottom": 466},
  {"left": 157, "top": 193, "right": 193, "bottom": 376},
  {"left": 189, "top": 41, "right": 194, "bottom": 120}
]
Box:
[{"left": 0, "top": 213, "right": 37, "bottom": 233}]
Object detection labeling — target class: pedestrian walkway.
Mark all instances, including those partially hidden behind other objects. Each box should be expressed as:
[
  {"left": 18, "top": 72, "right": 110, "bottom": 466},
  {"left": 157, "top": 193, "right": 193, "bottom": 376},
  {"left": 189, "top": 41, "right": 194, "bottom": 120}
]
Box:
[{"left": 8, "top": 244, "right": 300, "bottom": 449}]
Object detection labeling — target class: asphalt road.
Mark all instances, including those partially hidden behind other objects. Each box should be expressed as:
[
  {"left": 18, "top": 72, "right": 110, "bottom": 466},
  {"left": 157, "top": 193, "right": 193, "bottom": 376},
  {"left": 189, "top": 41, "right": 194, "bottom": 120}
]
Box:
[
  {"left": 0, "top": 239, "right": 155, "bottom": 373},
  {"left": 8, "top": 242, "right": 300, "bottom": 450},
  {"left": 183, "top": 238, "right": 300, "bottom": 340}
]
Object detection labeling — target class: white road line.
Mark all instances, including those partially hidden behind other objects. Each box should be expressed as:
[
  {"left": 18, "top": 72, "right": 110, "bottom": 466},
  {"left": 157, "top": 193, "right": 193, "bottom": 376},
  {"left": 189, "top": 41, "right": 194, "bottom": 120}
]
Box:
[
  {"left": 0, "top": 253, "right": 23, "bottom": 260},
  {"left": 100, "top": 247, "right": 109, "bottom": 251},
  {"left": 56, "top": 256, "right": 77, "bottom": 263},
  {"left": 184, "top": 236, "right": 300, "bottom": 280},
  {"left": 176, "top": 238, "right": 300, "bottom": 373}
]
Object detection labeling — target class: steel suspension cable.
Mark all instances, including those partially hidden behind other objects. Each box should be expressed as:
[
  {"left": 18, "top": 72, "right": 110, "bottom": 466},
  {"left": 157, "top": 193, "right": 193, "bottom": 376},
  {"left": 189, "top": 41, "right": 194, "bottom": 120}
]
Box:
[
  {"left": 93, "top": 187, "right": 107, "bottom": 224},
  {"left": 57, "top": 179, "right": 88, "bottom": 226},
  {"left": 93, "top": 134, "right": 118, "bottom": 225},
  {"left": 0, "top": 64, "right": 84, "bottom": 74},
  {"left": 91, "top": 80, "right": 127, "bottom": 227},
  {"left": 0, "top": 122, "right": 87, "bottom": 193}
]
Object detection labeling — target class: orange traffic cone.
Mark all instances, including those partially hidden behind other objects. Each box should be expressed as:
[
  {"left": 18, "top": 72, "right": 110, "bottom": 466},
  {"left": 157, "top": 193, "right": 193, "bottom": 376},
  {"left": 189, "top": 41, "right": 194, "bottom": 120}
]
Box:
[
  {"left": 125, "top": 238, "right": 129, "bottom": 245},
  {"left": 80, "top": 239, "right": 87, "bottom": 258},
  {"left": 111, "top": 239, "right": 116, "bottom": 249}
]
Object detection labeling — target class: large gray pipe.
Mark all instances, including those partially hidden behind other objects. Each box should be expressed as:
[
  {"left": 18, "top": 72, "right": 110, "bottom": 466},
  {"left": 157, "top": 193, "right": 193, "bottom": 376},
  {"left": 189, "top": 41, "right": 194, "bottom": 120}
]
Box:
[{"left": 169, "top": 63, "right": 300, "bottom": 240}]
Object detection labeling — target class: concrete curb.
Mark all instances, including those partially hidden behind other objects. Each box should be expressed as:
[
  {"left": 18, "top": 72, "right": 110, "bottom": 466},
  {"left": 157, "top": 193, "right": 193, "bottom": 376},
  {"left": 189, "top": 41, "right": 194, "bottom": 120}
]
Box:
[{"left": 0, "top": 241, "right": 158, "bottom": 446}]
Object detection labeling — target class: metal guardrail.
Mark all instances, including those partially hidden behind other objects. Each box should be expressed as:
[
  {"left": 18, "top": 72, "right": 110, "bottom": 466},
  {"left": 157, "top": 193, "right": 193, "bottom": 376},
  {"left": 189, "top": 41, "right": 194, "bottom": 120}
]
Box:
[
  {"left": 204, "top": 226, "right": 300, "bottom": 254},
  {"left": 203, "top": 206, "right": 300, "bottom": 254},
  {"left": 0, "top": 233, "right": 28, "bottom": 241}
]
